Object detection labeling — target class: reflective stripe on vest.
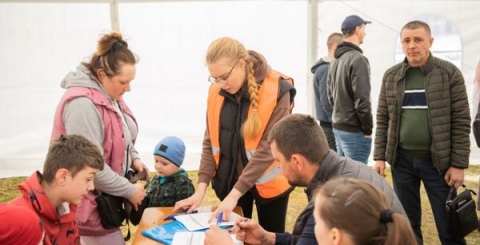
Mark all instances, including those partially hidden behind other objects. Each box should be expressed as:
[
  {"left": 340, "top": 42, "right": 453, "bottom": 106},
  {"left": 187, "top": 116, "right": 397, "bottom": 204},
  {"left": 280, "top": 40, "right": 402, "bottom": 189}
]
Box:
[{"left": 207, "top": 70, "right": 292, "bottom": 199}]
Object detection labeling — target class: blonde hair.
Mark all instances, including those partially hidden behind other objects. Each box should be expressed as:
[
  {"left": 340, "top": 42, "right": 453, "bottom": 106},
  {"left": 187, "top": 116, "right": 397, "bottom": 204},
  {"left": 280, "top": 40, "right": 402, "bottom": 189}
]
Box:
[{"left": 205, "top": 37, "right": 261, "bottom": 139}]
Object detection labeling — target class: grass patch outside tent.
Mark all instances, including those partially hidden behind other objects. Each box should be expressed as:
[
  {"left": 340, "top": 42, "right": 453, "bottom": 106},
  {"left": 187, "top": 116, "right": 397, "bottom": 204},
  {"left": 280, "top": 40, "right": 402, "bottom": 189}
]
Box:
[{"left": 1, "top": 168, "right": 479, "bottom": 245}]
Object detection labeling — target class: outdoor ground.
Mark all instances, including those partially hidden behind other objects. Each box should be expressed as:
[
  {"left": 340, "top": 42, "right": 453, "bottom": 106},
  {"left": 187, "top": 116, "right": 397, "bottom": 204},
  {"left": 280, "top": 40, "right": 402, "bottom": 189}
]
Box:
[{"left": 1, "top": 166, "right": 479, "bottom": 245}]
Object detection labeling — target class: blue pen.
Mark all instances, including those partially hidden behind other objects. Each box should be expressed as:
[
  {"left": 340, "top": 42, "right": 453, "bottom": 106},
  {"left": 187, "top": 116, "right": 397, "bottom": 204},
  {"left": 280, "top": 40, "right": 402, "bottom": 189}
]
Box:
[
  {"left": 216, "top": 212, "right": 223, "bottom": 226},
  {"left": 228, "top": 218, "right": 249, "bottom": 233},
  {"left": 163, "top": 209, "right": 198, "bottom": 221}
]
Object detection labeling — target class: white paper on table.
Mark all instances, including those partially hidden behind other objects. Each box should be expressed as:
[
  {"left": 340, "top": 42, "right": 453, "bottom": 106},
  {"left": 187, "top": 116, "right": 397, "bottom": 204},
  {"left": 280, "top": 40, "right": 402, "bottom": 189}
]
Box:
[
  {"left": 174, "top": 212, "right": 240, "bottom": 231},
  {"left": 171, "top": 231, "right": 243, "bottom": 245}
]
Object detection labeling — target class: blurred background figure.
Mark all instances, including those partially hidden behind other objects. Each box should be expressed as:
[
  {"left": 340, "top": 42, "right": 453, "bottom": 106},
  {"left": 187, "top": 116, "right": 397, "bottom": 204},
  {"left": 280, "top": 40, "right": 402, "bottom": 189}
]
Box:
[
  {"left": 0, "top": 204, "right": 44, "bottom": 245},
  {"left": 311, "top": 32, "right": 343, "bottom": 152}
]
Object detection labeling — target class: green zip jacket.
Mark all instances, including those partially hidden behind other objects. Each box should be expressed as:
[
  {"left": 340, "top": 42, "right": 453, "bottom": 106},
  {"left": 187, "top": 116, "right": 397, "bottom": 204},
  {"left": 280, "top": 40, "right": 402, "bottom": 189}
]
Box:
[
  {"left": 374, "top": 54, "right": 470, "bottom": 172},
  {"left": 146, "top": 169, "right": 194, "bottom": 207}
]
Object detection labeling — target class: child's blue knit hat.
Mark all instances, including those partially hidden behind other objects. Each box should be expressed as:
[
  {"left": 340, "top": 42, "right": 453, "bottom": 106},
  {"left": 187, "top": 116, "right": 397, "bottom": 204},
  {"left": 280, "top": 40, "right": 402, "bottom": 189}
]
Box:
[{"left": 153, "top": 136, "right": 185, "bottom": 167}]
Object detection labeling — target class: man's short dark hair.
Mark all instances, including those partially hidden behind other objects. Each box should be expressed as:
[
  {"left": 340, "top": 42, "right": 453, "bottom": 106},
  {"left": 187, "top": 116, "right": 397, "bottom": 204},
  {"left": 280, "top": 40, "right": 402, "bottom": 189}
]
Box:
[
  {"left": 401, "top": 20, "right": 432, "bottom": 37},
  {"left": 327, "top": 33, "right": 343, "bottom": 50},
  {"left": 268, "top": 114, "right": 329, "bottom": 165}
]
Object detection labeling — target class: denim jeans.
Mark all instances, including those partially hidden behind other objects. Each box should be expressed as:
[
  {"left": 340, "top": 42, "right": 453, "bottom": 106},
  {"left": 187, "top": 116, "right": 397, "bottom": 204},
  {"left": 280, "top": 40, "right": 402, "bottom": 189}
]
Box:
[
  {"left": 332, "top": 128, "right": 371, "bottom": 164},
  {"left": 392, "top": 150, "right": 466, "bottom": 245},
  {"left": 321, "top": 126, "right": 336, "bottom": 152}
]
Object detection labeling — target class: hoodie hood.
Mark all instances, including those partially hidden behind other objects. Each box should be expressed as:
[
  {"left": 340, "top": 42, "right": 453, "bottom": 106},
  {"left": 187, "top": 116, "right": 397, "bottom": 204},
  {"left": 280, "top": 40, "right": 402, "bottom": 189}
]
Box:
[
  {"left": 61, "top": 63, "right": 110, "bottom": 98},
  {"left": 17, "top": 172, "right": 62, "bottom": 223},
  {"left": 334, "top": 42, "right": 363, "bottom": 59},
  {"left": 311, "top": 57, "right": 332, "bottom": 73}
]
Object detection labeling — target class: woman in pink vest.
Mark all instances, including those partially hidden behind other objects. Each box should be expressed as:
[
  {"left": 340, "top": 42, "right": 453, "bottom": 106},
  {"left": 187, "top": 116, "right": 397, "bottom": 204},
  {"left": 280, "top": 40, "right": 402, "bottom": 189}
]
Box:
[{"left": 51, "top": 32, "right": 148, "bottom": 245}]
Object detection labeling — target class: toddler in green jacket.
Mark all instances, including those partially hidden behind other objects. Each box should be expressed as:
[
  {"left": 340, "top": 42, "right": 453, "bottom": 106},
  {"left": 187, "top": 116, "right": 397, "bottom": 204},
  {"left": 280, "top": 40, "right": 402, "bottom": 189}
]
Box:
[
  {"left": 147, "top": 136, "right": 195, "bottom": 206},
  {"left": 131, "top": 136, "right": 195, "bottom": 224},
  {"left": 129, "top": 136, "right": 195, "bottom": 225}
]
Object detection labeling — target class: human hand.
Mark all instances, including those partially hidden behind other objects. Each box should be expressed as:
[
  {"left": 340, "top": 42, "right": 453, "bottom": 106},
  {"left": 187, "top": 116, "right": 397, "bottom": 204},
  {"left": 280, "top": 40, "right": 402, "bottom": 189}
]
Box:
[
  {"left": 444, "top": 167, "right": 464, "bottom": 188},
  {"left": 204, "top": 225, "right": 234, "bottom": 245},
  {"left": 364, "top": 134, "right": 372, "bottom": 139},
  {"left": 373, "top": 160, "right": 386, "bottom": 177},
  {"left": 234, "top": 219, "right": 274, "bottom": 245},
  {"left": 173, "top": 191, "right": 204, "bottom": 213},
  {"left": 127, "top": 183, "right": 145, "bottom": 211},
  {"left": 132, "top": 158, "right": 150, "bottom": 178},
  {"left": 210, "top": 195, "right": 238, "bottom": 222}
]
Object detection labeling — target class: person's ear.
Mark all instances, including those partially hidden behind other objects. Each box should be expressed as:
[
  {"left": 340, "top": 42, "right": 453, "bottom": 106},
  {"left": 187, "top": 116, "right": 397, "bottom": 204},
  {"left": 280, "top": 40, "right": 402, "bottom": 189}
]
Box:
[
  {"left": 332, "top": 43, "right": 339, "bottom": 51},
  {"left": 291, "top": 154, "right": 304, "bottom": 170},
  {"left": 238, "top": 59, "right": 246, "bottom": 70},
  {"left": 331, "top": 227, "right": 341, "bottom": 245},
  {"left": 55, "top": 168, "right": 69, "bottom": 186},
  {"left": 97, "top": 69, "right": 107, "bottom": 83},
  {"left": 354, "top": 26, "right": 360, "bottom": 35}
]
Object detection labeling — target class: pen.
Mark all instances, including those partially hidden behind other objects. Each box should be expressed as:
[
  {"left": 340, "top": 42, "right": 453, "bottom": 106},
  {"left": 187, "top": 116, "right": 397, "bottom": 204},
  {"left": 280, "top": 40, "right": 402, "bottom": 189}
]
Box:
[
  {"left": 228, "top": 218, "right": 249, "bottom": 233},
  {"left": 163, "top": 209, "right": 198, "bottom": 221},
  {"left": 216, "top": 212, "right": 223, "bottom": 226}
]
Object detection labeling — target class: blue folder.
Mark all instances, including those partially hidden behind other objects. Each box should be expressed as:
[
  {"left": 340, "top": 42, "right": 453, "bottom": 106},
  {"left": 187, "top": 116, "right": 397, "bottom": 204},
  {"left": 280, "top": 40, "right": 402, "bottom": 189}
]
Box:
[{"left": 141, "top": 220, "right": 203, "bottom": 245}]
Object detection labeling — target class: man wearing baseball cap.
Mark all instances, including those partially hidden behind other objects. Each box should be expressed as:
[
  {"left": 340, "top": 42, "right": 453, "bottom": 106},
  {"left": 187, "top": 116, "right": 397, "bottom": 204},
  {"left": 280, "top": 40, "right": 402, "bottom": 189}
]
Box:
[{"left": 327, "top": 14, "right": 373, "bottom": 164}]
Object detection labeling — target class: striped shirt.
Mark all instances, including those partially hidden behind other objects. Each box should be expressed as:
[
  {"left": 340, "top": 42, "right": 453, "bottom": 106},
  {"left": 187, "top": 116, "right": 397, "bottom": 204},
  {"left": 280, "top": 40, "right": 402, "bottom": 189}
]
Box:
[{"left": 399, "top": 67, "right": 431, "bottom": 157}]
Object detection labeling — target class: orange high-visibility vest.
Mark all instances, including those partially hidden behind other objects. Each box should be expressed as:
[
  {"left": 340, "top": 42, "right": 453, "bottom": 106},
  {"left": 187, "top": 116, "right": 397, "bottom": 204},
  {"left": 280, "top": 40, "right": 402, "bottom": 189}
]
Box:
[{"left": 207, "top": 70, "right": 293, "bottom": 199}]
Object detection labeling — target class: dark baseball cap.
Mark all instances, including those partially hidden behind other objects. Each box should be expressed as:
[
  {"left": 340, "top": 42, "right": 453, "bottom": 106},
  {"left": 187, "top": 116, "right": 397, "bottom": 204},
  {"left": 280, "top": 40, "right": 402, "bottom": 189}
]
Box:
[{"left": 341, "top": 15, "right": 372, "bottom": 34}]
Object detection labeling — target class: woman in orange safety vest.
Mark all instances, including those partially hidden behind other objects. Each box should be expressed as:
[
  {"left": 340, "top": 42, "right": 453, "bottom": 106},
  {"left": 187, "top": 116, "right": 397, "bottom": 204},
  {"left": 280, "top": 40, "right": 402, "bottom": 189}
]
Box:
[{"left": 174, "top": 37, "right": 296, "bottom": 233}]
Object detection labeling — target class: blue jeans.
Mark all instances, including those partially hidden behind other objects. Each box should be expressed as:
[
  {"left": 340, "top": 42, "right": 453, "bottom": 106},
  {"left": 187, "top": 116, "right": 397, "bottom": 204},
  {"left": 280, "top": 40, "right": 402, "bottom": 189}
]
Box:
[
  {"left": 392, "top": 150, "right": 466, "bottom": 245},
  {"left": 333, "top": 129, "right": 371, "bottom": 164}
]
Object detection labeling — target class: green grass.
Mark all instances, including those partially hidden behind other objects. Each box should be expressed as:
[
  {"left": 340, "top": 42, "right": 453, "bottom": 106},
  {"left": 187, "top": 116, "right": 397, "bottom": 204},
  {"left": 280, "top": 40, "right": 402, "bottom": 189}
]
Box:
[{"left": 1, "top": 168, "right": 479, "bottom": 245}]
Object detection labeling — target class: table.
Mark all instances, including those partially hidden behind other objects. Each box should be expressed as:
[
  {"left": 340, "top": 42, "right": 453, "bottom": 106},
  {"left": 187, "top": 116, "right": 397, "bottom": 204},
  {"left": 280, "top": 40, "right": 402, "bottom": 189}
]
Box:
[{"left": 131, "top": 206, "right": 243, "bottom": 245}]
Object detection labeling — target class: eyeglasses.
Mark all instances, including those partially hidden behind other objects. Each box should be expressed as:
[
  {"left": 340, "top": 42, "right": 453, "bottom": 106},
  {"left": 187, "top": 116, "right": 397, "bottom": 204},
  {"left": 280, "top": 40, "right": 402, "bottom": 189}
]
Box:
[{"left": 208, "top": 65, "right": 235, "bottom": 85}]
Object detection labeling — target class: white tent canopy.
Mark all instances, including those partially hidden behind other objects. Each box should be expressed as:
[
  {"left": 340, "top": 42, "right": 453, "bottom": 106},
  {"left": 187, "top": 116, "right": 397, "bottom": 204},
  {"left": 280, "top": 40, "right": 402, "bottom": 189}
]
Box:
[{"left": 1, "top": 0, "right": 479, "bottom": 178}]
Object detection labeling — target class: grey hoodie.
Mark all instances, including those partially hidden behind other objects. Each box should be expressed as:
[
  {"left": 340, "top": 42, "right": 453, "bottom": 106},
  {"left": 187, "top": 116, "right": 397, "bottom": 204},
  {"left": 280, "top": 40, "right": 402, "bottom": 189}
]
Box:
[{"left": 59, "top": 64, "right": 137, "bottom": 198}]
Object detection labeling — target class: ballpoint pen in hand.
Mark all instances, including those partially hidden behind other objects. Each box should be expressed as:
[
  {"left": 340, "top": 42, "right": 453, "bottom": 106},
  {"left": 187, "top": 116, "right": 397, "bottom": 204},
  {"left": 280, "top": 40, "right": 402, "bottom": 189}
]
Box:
[
  {"left": 216, "top": 212, "right": 223, "bottom": 226},
  {"left": 228, "top": 218, "right": 249, "bottom": 233},
  {"left": 163, "top": 209, "right": 198, "bottom": 221}
]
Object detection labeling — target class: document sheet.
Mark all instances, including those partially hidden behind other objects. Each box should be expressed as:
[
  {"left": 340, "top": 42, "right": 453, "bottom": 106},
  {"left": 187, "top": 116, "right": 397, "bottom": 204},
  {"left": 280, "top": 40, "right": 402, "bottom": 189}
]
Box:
[
  {"left": 171, "top": 231, "right": 243, "bottom": 245},
  {"left": 174, "top": 212, "right": 240, "bottom": 231}
]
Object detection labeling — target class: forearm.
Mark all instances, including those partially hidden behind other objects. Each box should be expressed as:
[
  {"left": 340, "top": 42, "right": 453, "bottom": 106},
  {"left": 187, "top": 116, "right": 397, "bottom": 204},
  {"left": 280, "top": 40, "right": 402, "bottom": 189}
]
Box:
[
  {"left": 130, "top": 145, "right": 140, "bottom": 162},
  {"left": 233, "top": 93, "right": 291, "bottom": 193},
  {"left": 94, "top": 166, "right": 136, "bottom": 198},
  {"left": 198, "top": 129, "right": 216, "bottom": 185},
  {"left": 194, "top": 182, "right": 208, "bottom": 199}
]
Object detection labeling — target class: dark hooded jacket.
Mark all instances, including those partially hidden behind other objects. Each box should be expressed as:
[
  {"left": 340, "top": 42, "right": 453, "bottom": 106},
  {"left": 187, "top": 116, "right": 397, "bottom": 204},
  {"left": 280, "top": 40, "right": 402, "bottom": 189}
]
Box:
[
  {"left": 311, "top": 57, "right": 333, "bottom": 126},
  {"left": 327, "top": 42, "right": 373, "bottom": 135}
]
